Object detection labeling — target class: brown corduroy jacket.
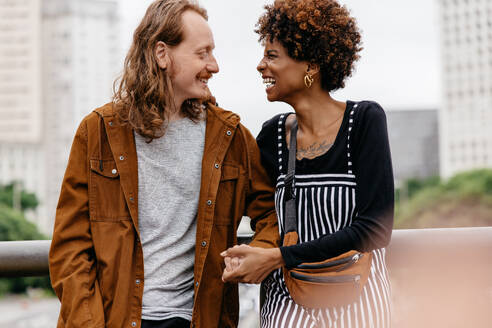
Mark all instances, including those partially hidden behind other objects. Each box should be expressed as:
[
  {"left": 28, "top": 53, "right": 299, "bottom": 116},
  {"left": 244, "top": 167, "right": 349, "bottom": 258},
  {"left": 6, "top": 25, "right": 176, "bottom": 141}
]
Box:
[{"left": 49, "top": 102, "right": 279, "bottom": 328}]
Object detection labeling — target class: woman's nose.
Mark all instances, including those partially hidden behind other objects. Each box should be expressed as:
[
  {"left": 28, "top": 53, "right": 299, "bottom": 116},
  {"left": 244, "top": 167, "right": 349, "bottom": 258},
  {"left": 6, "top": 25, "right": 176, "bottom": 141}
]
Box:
[{"left": 257, "top": 59, "right": 266, "bottom": 74}]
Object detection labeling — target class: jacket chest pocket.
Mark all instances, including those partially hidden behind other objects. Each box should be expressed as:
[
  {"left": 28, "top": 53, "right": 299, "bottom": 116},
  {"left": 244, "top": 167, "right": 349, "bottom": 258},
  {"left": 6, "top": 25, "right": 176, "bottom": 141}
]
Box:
[
  {"left": 213, "top": 164, "right": 241, "bottom": 225},
  {"left": 89, "top": 159, "right": 131, "bottom": 221}
]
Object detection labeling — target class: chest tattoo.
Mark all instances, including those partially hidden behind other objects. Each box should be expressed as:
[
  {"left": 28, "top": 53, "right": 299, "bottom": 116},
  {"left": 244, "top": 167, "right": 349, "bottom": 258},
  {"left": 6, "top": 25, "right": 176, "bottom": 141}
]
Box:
[{"left": 297, "top": 140, "right": 333, "bottom": 160}]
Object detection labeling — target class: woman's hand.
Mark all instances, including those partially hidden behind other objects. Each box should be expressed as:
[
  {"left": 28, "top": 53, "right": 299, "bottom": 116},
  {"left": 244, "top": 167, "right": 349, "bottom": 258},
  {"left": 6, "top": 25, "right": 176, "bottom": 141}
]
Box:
[{"left": 221, "top": 244, "right": 285, "bottom": 284}]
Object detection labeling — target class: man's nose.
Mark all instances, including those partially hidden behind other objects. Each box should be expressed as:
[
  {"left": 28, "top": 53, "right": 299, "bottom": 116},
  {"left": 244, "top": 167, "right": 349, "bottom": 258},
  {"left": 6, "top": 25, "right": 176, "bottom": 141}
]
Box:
[{"left": 208, "top": 55, "right": 219, "bottom": 73}]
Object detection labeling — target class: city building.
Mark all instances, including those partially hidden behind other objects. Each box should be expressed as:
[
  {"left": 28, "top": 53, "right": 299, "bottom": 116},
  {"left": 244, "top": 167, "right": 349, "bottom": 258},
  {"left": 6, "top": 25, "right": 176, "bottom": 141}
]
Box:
[
  {"left": 386, "top": 109, "right": 440, "bottom": 186},
  {"left": 0, "top": 0, "right": 42, "bottom": 143},
  {"left": 0, "top": 0, "right": 119, "bottom": 234},
  {"left": 438, "top": 0, "right": 492, "bottom": 177},
  {"left": 0, "top": 0, "right": 45, "bottom": 225}
]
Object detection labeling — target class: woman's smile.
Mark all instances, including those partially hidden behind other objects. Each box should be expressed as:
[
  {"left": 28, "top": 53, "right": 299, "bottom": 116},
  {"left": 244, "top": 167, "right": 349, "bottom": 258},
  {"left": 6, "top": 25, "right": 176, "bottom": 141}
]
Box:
[{"left": 262, "top": 77, "right": 276, "bottom": 92}]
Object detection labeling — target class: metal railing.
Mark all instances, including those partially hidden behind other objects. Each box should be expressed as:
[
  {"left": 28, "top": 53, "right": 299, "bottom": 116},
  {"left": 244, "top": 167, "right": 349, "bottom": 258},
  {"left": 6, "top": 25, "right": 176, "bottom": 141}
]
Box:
[
  {"left": 0, "top": 239, "right": 51, "bottom": 277},
  {"left": 0, "top": 236, "right": 253, "bottom": 277},
  {"left": 1, "top": 227, "right": 491, "bottom": 327}
]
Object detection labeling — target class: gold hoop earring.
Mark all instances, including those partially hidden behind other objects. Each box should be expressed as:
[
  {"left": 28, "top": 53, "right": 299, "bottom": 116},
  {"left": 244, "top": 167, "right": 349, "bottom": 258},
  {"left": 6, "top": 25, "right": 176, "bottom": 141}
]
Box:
[{"left": 304, "top": 73, "right": 314, "bottom": 88}]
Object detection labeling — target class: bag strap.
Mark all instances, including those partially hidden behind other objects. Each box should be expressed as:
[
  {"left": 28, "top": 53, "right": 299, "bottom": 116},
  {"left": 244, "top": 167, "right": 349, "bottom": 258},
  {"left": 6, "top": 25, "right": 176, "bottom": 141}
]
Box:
[
  {"left": 282, "top": 104, "right": 358, "bottom": 248},
  {"left": 284, "top": 118, "right": 298, "bottom": 237}
]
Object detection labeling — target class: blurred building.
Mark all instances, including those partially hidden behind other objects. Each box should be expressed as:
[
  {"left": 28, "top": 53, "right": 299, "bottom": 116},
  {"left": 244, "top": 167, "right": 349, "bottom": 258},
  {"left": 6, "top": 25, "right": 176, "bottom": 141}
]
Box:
[
  {"left": 0, "top": 0, "right": 119, "bottom": 234},
  {"left": 0, "top": 0, "right": 42, "bottom": 142},
  {"left": 386, "top": 109, "right": 440, "bottom": 186},
  {"left": 0, "top": 0, "right": 45, "bottom": 220},
  {"left": 438, "top": 0, "right": 492, "bottom": 178},
  {"left": 0, "top": 0, "right": 46, "bottom": 227}
]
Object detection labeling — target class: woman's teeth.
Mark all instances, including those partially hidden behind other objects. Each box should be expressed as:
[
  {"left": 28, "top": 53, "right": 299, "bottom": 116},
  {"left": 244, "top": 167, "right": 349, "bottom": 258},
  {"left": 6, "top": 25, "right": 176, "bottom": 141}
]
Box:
[{"left": 263, "top": 77, "right": 276, "bottom": 88}]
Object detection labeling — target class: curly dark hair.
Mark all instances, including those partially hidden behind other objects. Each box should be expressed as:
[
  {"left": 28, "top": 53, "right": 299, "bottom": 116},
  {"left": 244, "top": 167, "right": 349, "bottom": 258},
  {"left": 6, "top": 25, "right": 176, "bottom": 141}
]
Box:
[{"left": 256, "top": 0, "right": 362, "bottom": 92}]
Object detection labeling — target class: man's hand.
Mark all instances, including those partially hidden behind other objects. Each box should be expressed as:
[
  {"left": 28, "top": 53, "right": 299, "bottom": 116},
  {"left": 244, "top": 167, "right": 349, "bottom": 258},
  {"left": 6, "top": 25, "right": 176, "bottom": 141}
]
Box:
[
  {"left": 221, "top": 244, "right": 284, "bottom": 284},
  {"left": 223, "top": 254, "right": 242, "bottom": 273}
]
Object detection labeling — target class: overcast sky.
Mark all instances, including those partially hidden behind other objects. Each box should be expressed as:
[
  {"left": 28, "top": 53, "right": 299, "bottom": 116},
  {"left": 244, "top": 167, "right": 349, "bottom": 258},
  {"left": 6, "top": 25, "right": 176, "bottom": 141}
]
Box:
[{"left": 117, "top": 0, "right": 441, "bottom": 136}]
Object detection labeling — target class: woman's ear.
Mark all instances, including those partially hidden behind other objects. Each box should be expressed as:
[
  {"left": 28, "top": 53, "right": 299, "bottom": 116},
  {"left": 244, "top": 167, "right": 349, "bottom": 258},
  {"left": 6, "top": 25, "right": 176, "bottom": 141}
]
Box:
[
  {"left": 155, "top": 41, "right": 170, "bottom": 70},
  {"left": 307, "top": 63, "right": 320, "bottom": 76}
]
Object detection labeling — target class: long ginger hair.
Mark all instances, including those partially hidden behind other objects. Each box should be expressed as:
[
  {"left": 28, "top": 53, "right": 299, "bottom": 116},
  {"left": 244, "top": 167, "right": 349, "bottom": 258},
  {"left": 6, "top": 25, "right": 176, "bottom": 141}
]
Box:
[{"left": 113, "top": 0, "right": 208, "bottom": 141}]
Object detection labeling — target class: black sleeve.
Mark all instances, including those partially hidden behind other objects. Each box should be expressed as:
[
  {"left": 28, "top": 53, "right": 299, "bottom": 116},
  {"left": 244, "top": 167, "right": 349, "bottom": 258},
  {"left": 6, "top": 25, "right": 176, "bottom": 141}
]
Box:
[
  {"left": 256, "top": 115, "right": 282, "bottom": 185},
  {"left": 280, "top": 102, "right": 394, "bottom": 268}
]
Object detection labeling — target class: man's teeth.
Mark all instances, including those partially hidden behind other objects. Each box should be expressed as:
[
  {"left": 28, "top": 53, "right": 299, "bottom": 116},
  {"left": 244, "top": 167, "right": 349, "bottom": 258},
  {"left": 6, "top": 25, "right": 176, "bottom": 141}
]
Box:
[
  {"left": 199, "top": 78, "right": 208, "bottom": 84},
  {"left": 263, "top": 78, "right": 276, "bottom": 88}
]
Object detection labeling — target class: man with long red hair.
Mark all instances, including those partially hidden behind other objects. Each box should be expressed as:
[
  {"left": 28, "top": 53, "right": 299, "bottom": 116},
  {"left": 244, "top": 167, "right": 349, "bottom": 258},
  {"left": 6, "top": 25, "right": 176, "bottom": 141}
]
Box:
[{"left": 49, "top": 1, "right": 279, "bottom": 327}]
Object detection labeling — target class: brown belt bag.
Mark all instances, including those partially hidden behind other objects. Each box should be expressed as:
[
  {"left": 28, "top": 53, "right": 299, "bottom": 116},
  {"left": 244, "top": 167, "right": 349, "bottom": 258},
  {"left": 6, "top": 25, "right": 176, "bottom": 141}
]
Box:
[{"left": 282, "top": 119, "right": 372, "bottom": 309}]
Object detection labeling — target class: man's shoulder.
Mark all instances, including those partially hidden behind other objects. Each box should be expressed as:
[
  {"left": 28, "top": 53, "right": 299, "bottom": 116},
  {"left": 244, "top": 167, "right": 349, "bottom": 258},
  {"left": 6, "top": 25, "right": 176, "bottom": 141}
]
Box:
[
  {"left": 73, "top": 103, "right": 121, "bottom": 140},
  {"left": 92, "top": 102, "right": 118, "bottom": 118},
  {"left": 206, "top": 102, "right": 240, "bottom": 127},
  {"left": 79, "top": 102, "right": 116, "bottom": 124}
]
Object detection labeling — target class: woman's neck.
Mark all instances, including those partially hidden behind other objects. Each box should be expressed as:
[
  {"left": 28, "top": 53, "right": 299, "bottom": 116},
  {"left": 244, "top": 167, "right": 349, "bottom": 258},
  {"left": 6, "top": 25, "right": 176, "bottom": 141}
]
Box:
[{"left": 287, "top": 89, "right": 346, "bottom": 137}]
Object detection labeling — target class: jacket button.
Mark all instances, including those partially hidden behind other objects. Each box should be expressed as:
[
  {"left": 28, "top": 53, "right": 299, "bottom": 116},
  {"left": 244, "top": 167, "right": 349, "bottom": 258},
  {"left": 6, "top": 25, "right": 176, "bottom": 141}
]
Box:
[
  {"left": 226, "top": 130, "right": 232, "bottom": 136},
  {"left": 108, "top": 121, "right": 113, "bottom": 126},
  {"left": 129, "top": 197, "right": 134, "bottom": 202},
  {"left": 119, "top": 155, "right": 125, "bottom": 160},
  {"left": 136, "top": 279, "right": 140, "bottom": 285},
  {"left": 195, "top": 281, "right": 199, "bottom": 287},
  {"left": 201, "top": 241, "right": 207, "bottom": 247},
  {"left": 131, "top": 322, "right": 136, "bottom": 327},
  {"left": 111, "top": 169, "right": 117, "bottom": 174},
  {"left": 214, "top": 163, "right": 219, "bottom": 169},
  {"left": 206, "top": 200, "right": 212, "bottom": 206}
]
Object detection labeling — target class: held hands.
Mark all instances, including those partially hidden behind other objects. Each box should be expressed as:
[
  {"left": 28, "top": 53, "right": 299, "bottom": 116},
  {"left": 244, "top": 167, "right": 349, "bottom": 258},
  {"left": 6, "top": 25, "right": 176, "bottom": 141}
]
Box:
[{"left": 221, "top": 244, "right": 285, "bottom": 284}]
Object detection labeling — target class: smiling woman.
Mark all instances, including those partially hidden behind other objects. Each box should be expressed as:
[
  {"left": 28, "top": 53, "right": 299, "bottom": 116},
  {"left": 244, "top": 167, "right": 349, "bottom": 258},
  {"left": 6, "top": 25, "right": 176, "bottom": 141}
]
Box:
[
  {"left": 256, "top": 0, "right": 362, "bottom": 93},
  {"left": 221, "top": 1, "right": 395, "bottom": 327}
]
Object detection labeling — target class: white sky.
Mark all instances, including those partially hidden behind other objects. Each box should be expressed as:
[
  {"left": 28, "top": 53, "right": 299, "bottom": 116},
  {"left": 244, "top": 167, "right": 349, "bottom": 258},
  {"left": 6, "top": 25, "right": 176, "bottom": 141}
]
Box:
[{"left": 117, "top": 0, "right": 441, "bottom": 136}]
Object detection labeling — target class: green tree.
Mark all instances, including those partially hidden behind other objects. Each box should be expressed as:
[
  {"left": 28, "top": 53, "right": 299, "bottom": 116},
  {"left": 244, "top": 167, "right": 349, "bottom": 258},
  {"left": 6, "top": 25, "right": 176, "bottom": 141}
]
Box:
[
  {"left": 0, "top": 204, "right": 45, "bottom": 241},
  {"left": 0, "top": 182, "right": 38, "bottom": 212},
  {"left": 0, "top": 184, "right": 52, "bottom": 296}
]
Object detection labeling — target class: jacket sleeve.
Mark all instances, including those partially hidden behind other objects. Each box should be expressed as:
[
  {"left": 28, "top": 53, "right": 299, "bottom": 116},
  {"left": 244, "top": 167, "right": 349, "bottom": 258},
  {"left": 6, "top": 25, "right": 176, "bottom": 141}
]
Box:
[
  {"left": 49, "top": 119, "right": 105, "bottom": 328},
  {"left": 239, "top": 125, "right": 280, "bottom": 249}
]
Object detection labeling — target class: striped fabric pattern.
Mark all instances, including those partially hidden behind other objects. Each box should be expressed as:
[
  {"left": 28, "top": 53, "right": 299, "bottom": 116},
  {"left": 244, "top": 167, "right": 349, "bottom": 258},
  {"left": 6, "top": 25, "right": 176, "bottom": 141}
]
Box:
[{"left": 261, "top": 106, "right": 391, "bottom": 328}]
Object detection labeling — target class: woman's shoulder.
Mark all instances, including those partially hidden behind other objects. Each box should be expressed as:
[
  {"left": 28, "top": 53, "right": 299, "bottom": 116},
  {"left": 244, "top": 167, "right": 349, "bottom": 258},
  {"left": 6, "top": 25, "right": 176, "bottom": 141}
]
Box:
[
  {"left": 351, "top": 100, "right": 387, "bottom": 123},
  {"left": 261, "top": 112, "right": 292, "bottom": 129},
  {"left": 256, "top": 113, "right": 292, "bottom": 180},
  {"left": 257, "top": 112, "right": 292, "bottom": 142},
  {"left": 349, "top": 100, "right": 390, "bottom": 149}
]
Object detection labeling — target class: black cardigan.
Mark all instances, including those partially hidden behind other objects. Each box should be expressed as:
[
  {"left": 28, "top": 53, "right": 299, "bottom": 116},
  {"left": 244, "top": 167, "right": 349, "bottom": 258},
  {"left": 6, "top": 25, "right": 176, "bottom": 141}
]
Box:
[{"left": 256, "top": 100, "right": 395, "bottom": 268}]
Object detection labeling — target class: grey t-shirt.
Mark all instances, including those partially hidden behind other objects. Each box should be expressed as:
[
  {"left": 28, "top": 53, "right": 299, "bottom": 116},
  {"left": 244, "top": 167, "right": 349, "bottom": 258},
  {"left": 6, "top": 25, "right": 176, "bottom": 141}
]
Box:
[{"left": 135, "top": 116, "right": 206, "bottom": 321}]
